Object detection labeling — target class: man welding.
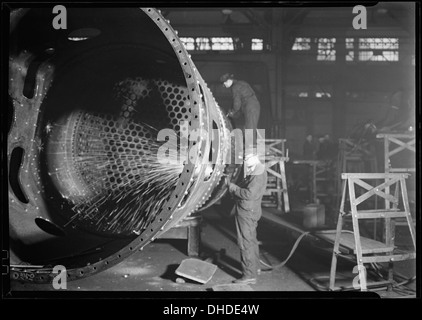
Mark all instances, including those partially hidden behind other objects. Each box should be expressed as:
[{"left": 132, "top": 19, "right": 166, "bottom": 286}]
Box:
[{"left": 226, "top": 148, "right": 267, "bottom": 284}]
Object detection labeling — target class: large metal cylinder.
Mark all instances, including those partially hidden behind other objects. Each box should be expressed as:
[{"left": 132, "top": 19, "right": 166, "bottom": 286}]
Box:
[{"left": 8, "top": 7, "right": 242, "bottom": 283}]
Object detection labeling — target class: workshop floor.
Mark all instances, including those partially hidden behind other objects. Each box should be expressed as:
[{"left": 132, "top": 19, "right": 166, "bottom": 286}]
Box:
[{"left": 10, "top": 205, "right": 416, "bottom": 297}]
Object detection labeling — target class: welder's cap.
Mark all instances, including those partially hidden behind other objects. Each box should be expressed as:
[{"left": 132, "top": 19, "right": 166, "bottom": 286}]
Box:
[
  {"left": 244, "top": 148, "right": 260, "bottom": 167},
  {"left": 220, "top": 73, "right": 234, "bottom": 83}
]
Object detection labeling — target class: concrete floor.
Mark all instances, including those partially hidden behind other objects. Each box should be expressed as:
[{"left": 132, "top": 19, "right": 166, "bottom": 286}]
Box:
[{"left": 10, "top": 204, "right": 417, "bottom": 297}]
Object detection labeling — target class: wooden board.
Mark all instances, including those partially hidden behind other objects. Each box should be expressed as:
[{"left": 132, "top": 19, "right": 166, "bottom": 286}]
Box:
[
  {"left": 175, "top": 258, "right": 217, "bottom": 284},
  {"left": 314, "top": 232, "right": 395, "bottom": 254}
]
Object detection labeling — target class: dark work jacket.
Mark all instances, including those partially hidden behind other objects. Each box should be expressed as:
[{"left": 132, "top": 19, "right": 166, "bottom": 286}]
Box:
[
  {"left": 230, "top": 80, "right": 261, "bottom": 130},
  {"left": 230, "top": 163, "right": 267, "bottom": 219},
  {"left": 303, "top": 140, "right": 316, "bottom": 160}
]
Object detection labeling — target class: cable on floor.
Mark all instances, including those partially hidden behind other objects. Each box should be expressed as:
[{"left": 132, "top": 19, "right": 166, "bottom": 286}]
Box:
[
  {"left": 258, "top": 228, "right": 416, "bottom": 296},
  {"left": 259, "top": 230, "right": 310, "bottom": 270}
]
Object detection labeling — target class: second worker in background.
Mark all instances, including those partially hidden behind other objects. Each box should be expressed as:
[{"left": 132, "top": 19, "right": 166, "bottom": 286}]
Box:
[{"left": 220, "top": 73, "right": 261, "bottom": 148}]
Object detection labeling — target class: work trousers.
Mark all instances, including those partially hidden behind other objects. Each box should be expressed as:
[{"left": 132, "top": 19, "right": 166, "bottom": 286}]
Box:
[
  {"left": 243, "top": 104, "right": 260, "bottom": 149},
  {"left": 235, "top": 210, "right": 261, "bottom": 278}
]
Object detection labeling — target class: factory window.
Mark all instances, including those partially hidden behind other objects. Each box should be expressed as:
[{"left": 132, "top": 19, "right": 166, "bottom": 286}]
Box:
[
  {"left": 359, "top": 38, "right": 399, "bottom": 61},
  {"left": 196, "top": 37, "right": 211, "bottom": 50},
  {"left": 359, "top": 38, "right": 399, "bottom": 50},
  {"left": 180, "top": 37, "right": 195, "bottom": 50},
  {"left": 180, "top": 37, "right": 234, "bottom": 51},
  {"left": 345, "top": 38, "right": 354, "bottom": 61},
  {"left": 316, "top": 38, "right": 336, "bottom": 61},
  {"left": 346, "top": 51, "right": 354, "bottom": 61},
  {"left": 251, "top": 38, "right": 263, "bottom": 51},
  {"left": 315, "top": 92, "right": 331, "bottom": 98},
  {"left": 211, "top": 37, "right": 234, "bottom": 50},
  {"left": 358, "top": 50, "right": 399, "bottom": 62},
  {"left": 346, "top": 38, "right": 399, "bottom": 62},
  {"left": 292, "top": 37, "right": 311, "bottom": 50},
  {"left": 285, "top": 85, "right": 332, "bottom": 99}
]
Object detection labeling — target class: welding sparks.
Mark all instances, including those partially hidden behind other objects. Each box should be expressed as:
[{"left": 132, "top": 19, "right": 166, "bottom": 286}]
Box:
[{"left": 64, "top": 113, "right": 184, "bottom": 235}]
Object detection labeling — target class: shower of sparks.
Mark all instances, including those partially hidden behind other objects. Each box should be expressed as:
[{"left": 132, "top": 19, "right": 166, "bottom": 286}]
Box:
[
  {"left": 52, "top": 77, "right": 193, "bottom": 236},
  {"left": 62, "top": 112, "right": 184, "bottom": 235}
]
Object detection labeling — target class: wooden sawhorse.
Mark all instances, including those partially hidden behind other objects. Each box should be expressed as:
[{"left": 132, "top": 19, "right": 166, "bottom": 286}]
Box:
[
  {"left": 376, "top": 133, "right": 415, "bottom": 229},
  {"left": 376, "top": 133, "right": 415, "bottom": 174},
  {"left": 260, "top": 139, "right": 290, "bottom": 213},
  {"left": 335, "top": 138, "right": 378, "bottom": 219},
  {"left": 329, "top": 173, "right": 416, "bottom": 291}
]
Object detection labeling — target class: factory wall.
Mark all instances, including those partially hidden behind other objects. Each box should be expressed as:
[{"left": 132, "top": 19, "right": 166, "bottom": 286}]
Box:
[
  {"left": 190, "top": 54, "right": 414, "bottom": 158},
  {"left": 175, "top": 15, "right": 415, "bottom": 158},
  {"left": 282, "top": 61, "right": 415, "bottom": 157}
]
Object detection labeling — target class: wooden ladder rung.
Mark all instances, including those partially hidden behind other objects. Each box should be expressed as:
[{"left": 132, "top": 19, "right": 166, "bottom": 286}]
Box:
[
  {"left": 395, "top": 220, "right": 416, "bottom": 227},
  {"left": 361, "top": 252, "right": 416, "bottom": 263},
  {"left": 356, "top": 237, "right": 394, "bottom": 254},
  {"left": 318, "top": 232, "right": 394, "bottom": 254},
  {"left": 361, "top": 247, "right": 395, "bottom": 254},
  {"left": 355, "top": 209, "right": 400, "bottom": 213},
  {"left": 389, "top": 168, "right": 415, "bottom": 173},
  {"left": 355, "top": 211, "right": 408, "bottom": 219}
]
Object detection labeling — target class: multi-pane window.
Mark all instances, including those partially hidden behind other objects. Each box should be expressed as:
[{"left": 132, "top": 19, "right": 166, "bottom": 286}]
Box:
[
  {"left": 180, "top": 35, "right": 400, "bottom": 62},
  {"left": 346, "top": 38, "right": 354, "bottom": 61},
  {"left": 180, "top": 37, "right": 234, "bottom": 51},
  {"left": 211, "top": 37, "right": 234, "bottom": 50},
  {"left": 180, "top": 37, "right": 195, "bottom": 50},
  {"left": 292, "top": 37, "right": 311, "bottom": 50},
  {"left": 196, "top": 37, "right": 211, "bottom": 50},
  {"left": 285, "top": 85, "right": 333, "bottom": 99},
  {"left": 358, "top": 38, "right": 399, "bottom": 61},
  {"left": 291, "top": 36, "right": 399, "bottom": 62},
  {"left": 252, "top": 38, "right": 263, "bottom": 51},
  {"left": 316, "top": 38, "right": 336, "bottom": 61},
  {"left": 345, "top": 38, "right": 399, "bottom": 62}
]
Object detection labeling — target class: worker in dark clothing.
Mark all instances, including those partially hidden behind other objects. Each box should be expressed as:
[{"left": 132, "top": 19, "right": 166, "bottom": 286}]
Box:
[
  {"left": 303, "top": 134, "right": 317, "bottom": 160},
  {"left": 220, "top": 73, "right": 261, "bottom": 148},
  {"left": 226, "top": 149, "right": 268, "bottom": 284}
]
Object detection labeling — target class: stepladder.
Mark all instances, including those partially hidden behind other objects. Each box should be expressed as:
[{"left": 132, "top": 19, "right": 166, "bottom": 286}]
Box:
[
  {"left": 259, "top": 138, "right": 290, "bottom": 213},
  {"left": 334, "top": 139, "right": 378, "bottom": 212},
  {"left": 264, "top": 157, "right": 290, "bottom": 213},
  {"left": 376, "top": 132, "right": 416, "bottom": 228},
  {"left": 329, "top": 173, "right": 416, "bottom": 291}
]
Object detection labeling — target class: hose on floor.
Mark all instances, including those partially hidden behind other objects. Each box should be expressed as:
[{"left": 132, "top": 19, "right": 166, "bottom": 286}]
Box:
[
  {"left": 258, "top": 229, "right": 354, "bottom": 270},
  {"left": 259, "top": 229, "right": 416, "bottom": 296},
  {"left": 259, "top": 231, "right": 310, "bottom": 271}
]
